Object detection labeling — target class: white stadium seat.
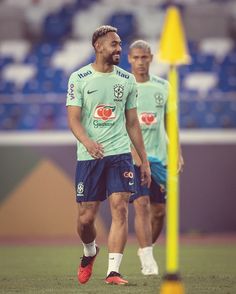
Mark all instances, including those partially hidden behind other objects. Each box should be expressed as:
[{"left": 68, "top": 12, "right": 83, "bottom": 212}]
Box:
[
  {"left": 51, "top": 40, "right": 92, "bottom": 73},
  {"left": 0, "top": 40, "right": 31, "bottom": 63},
  {"left": 2, "top": 64, "right": 36, "bottom": 88},
  {"left": 183, "top": 72, "right": 218, "bottom": 97},
  {"left": 199, "top": 37, "right": 234, "bottom": 61}
]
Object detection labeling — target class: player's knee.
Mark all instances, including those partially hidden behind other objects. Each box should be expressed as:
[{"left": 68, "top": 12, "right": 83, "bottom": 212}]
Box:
[
  {"left": 152, "top": 205, "right": 165, "bottom": 220},
  {"left": 117, "top": 204, "right": 128, "bottom": 221},
  {"left": 134, "top": 197, "right": 150, "bottom": 216},
  {"left": 112, "top": 202, "right": 128, "bottom": 223},
  {"left": 158, "top": 209, "right": 165, "bottom": 220},
  {"left": 78, "top": 212, "right": 96, "bottom": 227}
]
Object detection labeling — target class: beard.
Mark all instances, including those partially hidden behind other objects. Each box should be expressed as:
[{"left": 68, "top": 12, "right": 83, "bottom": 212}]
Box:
[{"left": 107, "top": 53, "right": 120, "bottom": 65}]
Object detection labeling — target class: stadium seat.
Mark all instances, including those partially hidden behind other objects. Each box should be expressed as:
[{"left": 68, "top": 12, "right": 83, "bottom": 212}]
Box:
[
  {"left": 2, "top": 64, "right": 36, "bottom": 89},
  {"left": 0, "top": 56, "right": 14, "bottom": 70},
  {"left": 107, "top": 12, "right": 137, "bottom": 41},
  {"left": 72, "top": 4, "right": 114, "bottom": 39},
  {"left": 0, "top": 40, "right": 31, "bottom": 63},
  {"left": 183, "top": 72, "right": 218, "bottom": 98},
  {"left": 135, "top": 7, "right": 165, "bottom": 39},
  {"left": 43, "top": 13, "right": 72, "bottom": 41},
  {"left": 0, "top": 80, "right": 16, "bottom": 95},
  {"left": 51, "top": 40, "right": 92, "bottom": 73},
  {"left": 22, "top": 81, "right": 37, "bottom": 94},
  {"left": 199, "top": 37, "right": 234, "bottom": 62}
]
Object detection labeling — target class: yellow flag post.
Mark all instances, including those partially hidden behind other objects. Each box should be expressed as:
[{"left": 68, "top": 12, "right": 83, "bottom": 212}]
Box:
[{"left": 157, "top": 6, "right": 190, "bottom": 294}]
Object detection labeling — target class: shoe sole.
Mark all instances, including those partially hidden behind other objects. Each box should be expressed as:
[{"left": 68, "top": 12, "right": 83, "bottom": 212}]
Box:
[
  {"left": 105, "top": 281, "right": 128, "bottom": 285},
  {"left": 105, "top": 278, "right": 128, "bottom": 285}
]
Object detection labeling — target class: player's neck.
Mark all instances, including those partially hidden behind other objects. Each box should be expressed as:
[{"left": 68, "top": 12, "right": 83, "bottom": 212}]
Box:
[
  {"left": 133, "top": 73, "right": 150, "bottom": 83},
  {"left": 92, "top": 61, "right": 114, "bottom": 73}
]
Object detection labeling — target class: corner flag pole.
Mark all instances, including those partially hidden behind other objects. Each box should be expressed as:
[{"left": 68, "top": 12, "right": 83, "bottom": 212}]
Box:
[{"left": 157, "top": 6, "right": 190, "bottom": 294}]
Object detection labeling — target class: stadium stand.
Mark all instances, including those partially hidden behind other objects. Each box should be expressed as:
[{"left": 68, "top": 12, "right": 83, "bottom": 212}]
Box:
[{"left": 0, "top": 0, "right": 235, "bottom": 130}]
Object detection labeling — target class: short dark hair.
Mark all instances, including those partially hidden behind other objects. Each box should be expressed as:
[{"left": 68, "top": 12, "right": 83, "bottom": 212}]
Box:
[{"left": 92, "top": 25, "right": 118, "bottom": 47}]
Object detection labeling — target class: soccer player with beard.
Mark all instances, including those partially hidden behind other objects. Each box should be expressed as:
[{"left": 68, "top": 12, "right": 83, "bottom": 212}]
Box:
[
  {"left": 128, "top": 40, "right": 184, "bottom": 275},
  {"left": 66, "top": 26, "right": 151, "bottom": 285}
]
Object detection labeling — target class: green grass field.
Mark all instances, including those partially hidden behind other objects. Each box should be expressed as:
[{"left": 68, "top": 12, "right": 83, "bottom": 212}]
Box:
[{"left": 0, "top": 243, "right": 235, "bottom": 294}]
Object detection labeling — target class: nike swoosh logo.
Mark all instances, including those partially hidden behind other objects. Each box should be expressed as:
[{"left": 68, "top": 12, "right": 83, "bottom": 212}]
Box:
[
  {"left": 129, "top": 182, "right": 134, "bottom": 186},
  {"left": 87, "top": 90, "right": 98, "bottom": 94}
]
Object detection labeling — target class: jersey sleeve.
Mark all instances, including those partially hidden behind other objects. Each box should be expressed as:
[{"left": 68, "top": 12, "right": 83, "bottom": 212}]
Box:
[
  {"left": 66, "top": 72, "right": 83, "bottom": 107},
  {"left": 125, "top": 77, "right": 137, "bottom": 110},
  {"left": 165, "top": 81, "right": 177, "bottom": 113}
]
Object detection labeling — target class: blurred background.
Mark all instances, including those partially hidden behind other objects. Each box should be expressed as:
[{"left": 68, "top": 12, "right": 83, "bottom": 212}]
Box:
[{"left": 0, "top": 0, "right": 235, "bottom": 242}]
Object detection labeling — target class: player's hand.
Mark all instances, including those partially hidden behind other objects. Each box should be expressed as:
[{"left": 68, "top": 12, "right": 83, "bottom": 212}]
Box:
[
  {"left": 177, "top": 154, "right": 184, "bottom": 173},
  {"left": 131, "top": 146, "right": 142, "bottom": 167},
  {"left": 84, "top": 139, "right": 104, "bottom": 159},
  {"left": 140, "top": 161, "right": 151, "bottom": 188}
]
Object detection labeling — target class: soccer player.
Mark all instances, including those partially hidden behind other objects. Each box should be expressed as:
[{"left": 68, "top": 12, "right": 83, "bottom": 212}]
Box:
[
  {"left": 128, "top": 40, "right": 184, "bottom": 275},
  {"left": 66, "top": 26, "right": 151, "bottom": 285}
]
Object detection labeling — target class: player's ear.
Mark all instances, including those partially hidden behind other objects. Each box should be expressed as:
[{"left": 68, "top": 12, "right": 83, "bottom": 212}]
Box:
[
  {"left": 128, "top": 54, "right": 132, "bottom": 64},
  {"left": 150, "top": 54, "right": 154, "bottom": 62},
  {"left": 94, "top": 40, "right": 102, "bottom": 53}
]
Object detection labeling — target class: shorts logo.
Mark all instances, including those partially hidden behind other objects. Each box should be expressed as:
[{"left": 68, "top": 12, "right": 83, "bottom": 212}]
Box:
[
  {"left": 114, "top": 84, "right": 124, "bottom": 101},
  {"left": 155, "top": 93, "right": 165, "bottom": 107},
  {"left": 77, "top": 182, "right": 84, "bottom": 196},
  {"left": 94, "top": 104, "right": 116, "bottom": 121},
  {"left": 123, "top": 171, "right": 134, "bottom": 179},
  {"left": 139, "top": 112, "right": 157, "bottom": 125}
]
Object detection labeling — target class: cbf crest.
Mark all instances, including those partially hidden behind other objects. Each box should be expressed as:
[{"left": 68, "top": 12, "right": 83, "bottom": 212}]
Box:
[
  {"left": 114, "top": 84, "right": 124, "bottom": 101},
  {"left": 155, "top": 93, "right": 165, "bottom": 107}
]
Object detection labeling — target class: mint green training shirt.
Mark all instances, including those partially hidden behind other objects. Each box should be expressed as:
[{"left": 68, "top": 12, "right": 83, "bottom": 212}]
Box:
[
  {"left": 66, "top": 64, "right": 137, "bottom": 160},
  {"left": 136, "top": 75, "right": 170, "bottom": 165}
]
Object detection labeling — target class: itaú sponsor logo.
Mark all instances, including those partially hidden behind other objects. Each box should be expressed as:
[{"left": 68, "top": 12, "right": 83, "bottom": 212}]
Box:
[
  {"left": 139, "top": 112, "right": 157, "bottom": 125},
  {"left": 94, "top": 104, "right": 116, "bottom": 121}
]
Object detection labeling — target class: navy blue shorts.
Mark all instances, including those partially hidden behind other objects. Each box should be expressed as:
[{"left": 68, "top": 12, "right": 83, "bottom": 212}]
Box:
[
  {"left": 129, "top": 162, "right": 167, "bottom": 204},
  {"left": 75, "top": 153, "right": 135, "bottom": 202}
]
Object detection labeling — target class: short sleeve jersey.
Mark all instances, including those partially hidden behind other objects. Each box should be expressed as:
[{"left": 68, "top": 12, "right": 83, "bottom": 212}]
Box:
[
  {"left": 136, "top": 75, "right": 170, "bottom": 165},
  {"left": 66, "top": 64, "right": 137, "bottom": 161}
]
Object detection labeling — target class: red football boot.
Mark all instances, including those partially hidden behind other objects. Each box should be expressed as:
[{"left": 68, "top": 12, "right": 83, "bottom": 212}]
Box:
[
  {"left": 77, "top": 247, "right": 99, "bottom": 284},
  {"left": 105, "top": 271, "right": 128, "bottom": 285}
]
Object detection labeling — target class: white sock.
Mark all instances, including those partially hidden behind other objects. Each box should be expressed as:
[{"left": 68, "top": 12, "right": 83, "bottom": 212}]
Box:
[
  {"left": 107, "top": 253, "right": 123, "bottom": 276},
  {"left": 82, "top": 240, "right": 96, "bottom": 257},
  {"left": 142, "top": 246, "right": 153, "bottom": 255},
  {"left": 139, "top": 246, "right": 156, "bottom": 267}
]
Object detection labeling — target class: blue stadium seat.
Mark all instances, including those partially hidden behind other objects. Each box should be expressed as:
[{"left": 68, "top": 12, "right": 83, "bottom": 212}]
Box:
[
  {"left": 0, "top": 80, "right": 16, "bottom": 94},
  {"left": 107, "top": 12, "right": 137, "bottom": 41},
  {"left": 0, "top": 56, "right": 14, "bottom": 70},
  {"left": 22, "top": 79, "right": 40, "bottom": 94},
  {"left": 43, "top": 14, "right": 72, "bottom": 41}
]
